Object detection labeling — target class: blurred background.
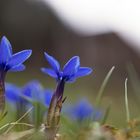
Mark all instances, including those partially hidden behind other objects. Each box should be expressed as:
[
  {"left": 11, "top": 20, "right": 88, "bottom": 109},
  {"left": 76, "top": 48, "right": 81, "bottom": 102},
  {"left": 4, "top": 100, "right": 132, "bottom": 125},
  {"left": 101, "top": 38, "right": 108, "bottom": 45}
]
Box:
[{"left": 0, "top": 0, "right": 140, "bottom": 126}]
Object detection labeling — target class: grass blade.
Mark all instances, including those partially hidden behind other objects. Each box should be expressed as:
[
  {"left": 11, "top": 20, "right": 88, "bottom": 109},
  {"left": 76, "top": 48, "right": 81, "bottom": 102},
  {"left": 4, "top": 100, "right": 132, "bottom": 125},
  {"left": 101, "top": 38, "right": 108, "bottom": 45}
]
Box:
[
  {"left": 95, "top": 66, "right": 115, "bottom": 106},
  {"left": 125, "top": 78, "right": 130, "bottom": 122}
]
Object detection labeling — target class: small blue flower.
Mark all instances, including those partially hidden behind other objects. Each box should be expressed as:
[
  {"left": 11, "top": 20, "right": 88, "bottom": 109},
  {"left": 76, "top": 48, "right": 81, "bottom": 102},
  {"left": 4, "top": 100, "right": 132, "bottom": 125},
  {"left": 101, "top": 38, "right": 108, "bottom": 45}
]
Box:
[
  {"left": 41, "top": 52, "right": 92, "bottom": 83},
  {"left": 67, "top": 99, "right": 102, "bottom": 121},
  {"left": 0, "top": 36, "right": 32, "bottom": 74},
  {"left": 41, "top": 53, "right": 93, "bottom": 126},
  {"left": 0, "top": 36, "right": 32, "bottom": 110},
  {"left": 6, "top": 81, "right": 53, "bottom": 107},
  {"left": 22, "top": 81, "right": 53, "bottom": 106}
]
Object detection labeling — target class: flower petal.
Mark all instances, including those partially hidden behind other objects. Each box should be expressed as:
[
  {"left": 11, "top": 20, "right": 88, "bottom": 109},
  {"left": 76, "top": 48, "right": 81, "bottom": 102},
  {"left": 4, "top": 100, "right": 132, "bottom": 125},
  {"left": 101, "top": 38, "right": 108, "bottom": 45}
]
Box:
[
  {"left": 9, "top": 64, "right": 25, "bottom": 72},
  {"left": 0, "top": 36, "right": 12, "bottom": 64},
  {"left": 74, "top": 67, "right": 92, "bottom": 78},
  {"left": 41, "top": 68, "right": 58, "bottom": 78},
  {"left": 63, "top": 56, "right": 80, "bottom": 76},
  {"left": 44, "top": 52, "right": 60, "bottom": 72},
  {"left": 7, "top": 50, "right": 32, "bottom": 67}
]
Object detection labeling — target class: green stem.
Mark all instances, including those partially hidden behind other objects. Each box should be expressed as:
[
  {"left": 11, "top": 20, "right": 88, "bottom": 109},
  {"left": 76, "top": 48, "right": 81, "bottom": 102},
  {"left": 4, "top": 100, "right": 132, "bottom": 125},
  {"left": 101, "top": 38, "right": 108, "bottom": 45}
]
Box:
[{"left": 46, "top": 80, "right": 65, "bottom": 140}]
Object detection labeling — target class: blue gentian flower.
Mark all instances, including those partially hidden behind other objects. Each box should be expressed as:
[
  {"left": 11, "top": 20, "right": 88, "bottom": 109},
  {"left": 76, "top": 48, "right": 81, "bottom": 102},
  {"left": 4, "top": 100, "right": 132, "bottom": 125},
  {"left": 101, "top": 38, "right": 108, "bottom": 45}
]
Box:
[
  {"left": 5, "top": 81, "right": 53, "bottom": 122},
  {"left": 41, "top": 53, "right": 93, "bottom": 127},
  {"left": 41, "top": 52, "right": 92, "bottom": 83},
  {"left": 0, "top": 36, "right": 32, "bottom": 74},
  {"left": 6, "top": 81, "right": 53, "bottom": 107},
  {"left": 22, "top": 81, "right": 53, "bottom": 106},
  {"left": 41, "top": 52, "right": 92, "bottom": 100},
  {"left": 67, "top": 99, "right": 102, "bottom": 122},
  {"left": 0, "top": 36, "right": 32, "bottom": 110},
  {"left": 5, "top": 81, "right": 52, "bottom": 121}
]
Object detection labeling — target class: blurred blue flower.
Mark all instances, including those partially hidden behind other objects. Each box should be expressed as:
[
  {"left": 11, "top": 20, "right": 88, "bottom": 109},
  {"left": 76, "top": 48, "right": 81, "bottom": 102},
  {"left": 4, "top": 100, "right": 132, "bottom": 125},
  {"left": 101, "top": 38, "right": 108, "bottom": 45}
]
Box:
[
  {"left": 22, "top": 81, "right": 53, "bottom": 106},
  {"left": 0, "top": 36, "right": 32, "bottom": 74},
  {"left": 5, "top": 81, "right": 53, "bottom": 107},
  {"left": 67, "top": 99, "right": 102, "bottom": 122},
  {"left": 5, "top": 82, "right": 52, "bottom": 122},
  {"left": 5, "top": 81, "right": 44, "bottom": 105},
  {"left": 41, "top": 52, "right": 92, "bottom": 83}
]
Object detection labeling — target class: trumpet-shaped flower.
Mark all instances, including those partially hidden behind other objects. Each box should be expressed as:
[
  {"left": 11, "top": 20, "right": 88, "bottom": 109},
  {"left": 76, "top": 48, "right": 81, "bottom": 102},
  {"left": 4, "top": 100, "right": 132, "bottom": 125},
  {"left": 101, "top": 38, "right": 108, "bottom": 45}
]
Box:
[
  {"left": 41, "top": 52, "right": 92, "bottom": 83},
  {"left": 0, "top": 36, "right": 32, "bottom": 74},
  {"left": 41, "top": 52, "right": 93, "bottom": 110},
  {"left": 0, "top": 36, "right": 32, "bottom": 110},
  {"left": 41, "top": 53, "right": 93, "bottom": 127}
]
